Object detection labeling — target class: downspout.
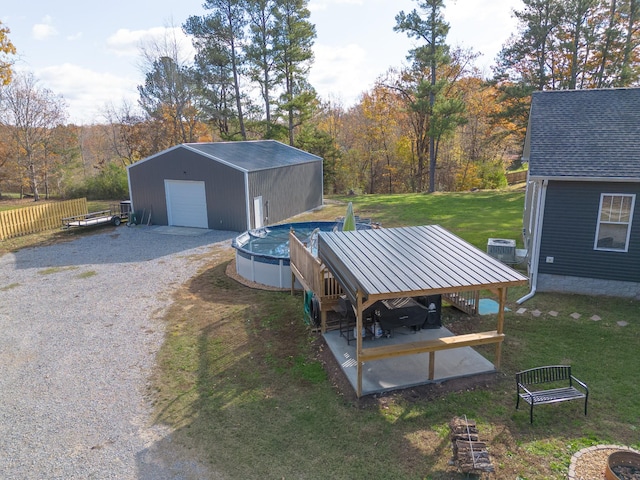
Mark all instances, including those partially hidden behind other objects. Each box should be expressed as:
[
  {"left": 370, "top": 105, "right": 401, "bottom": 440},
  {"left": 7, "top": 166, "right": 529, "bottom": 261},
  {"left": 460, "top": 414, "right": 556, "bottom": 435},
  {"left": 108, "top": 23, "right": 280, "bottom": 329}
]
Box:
[{"left": 517, "top": 178, "right": 548, "bottom": 304}]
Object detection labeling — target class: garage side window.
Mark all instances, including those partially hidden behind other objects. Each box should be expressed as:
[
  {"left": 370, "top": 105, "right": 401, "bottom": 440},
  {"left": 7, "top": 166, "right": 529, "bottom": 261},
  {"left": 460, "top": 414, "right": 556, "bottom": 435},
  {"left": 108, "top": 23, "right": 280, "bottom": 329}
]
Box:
[{"left": 594, "top": 193, "right": 635, "bottom": 252}]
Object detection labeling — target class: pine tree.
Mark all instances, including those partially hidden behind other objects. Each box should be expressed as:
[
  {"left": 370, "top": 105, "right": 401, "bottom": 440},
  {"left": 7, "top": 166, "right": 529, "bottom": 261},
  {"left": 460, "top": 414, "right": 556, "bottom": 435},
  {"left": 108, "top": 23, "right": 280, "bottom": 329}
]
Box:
[
  {"left": 185, "top": 0, "right": 248, "bottom": 140},
  {"left": 272, "top": 0, "right": 316, "bottom": 146}
]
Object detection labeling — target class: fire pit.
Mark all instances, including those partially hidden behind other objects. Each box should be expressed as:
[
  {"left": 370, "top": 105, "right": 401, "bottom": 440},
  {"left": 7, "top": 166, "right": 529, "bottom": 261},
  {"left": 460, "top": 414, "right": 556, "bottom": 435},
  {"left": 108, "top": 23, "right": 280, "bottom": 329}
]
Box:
[{"left": 606, "top": 451, "right": 640, "bottom": 480}]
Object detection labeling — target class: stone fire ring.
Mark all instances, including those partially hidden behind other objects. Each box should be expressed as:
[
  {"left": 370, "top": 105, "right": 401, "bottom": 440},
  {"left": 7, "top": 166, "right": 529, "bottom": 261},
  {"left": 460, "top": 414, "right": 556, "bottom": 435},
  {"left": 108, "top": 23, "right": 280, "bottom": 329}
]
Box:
[{"left": 568, "top": 445, "right": 640, "bottom": 480}]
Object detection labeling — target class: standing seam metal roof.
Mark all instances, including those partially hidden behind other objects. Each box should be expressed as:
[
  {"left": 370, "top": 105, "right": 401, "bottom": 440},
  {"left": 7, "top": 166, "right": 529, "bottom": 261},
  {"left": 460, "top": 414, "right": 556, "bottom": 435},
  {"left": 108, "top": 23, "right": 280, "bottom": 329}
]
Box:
[
  {"left": 184, "top": 140, "right": 322, "bottom": 172},
  {"left": 317, "top": 225, "right": 528, "bottom": 306}
]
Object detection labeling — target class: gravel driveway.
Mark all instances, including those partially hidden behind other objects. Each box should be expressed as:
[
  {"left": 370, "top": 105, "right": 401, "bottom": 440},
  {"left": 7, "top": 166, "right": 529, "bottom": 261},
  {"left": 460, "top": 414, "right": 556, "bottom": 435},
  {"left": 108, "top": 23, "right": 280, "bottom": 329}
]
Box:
[{"left": 0, "top": 226, "right": 235, "bottom": 479}]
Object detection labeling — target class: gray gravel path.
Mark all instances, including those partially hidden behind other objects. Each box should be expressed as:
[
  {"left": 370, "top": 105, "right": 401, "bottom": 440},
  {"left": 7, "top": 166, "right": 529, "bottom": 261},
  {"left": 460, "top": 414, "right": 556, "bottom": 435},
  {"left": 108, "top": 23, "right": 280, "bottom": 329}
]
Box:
[{"left": 0, "top": 225, "right": 235, "bottom": 479}]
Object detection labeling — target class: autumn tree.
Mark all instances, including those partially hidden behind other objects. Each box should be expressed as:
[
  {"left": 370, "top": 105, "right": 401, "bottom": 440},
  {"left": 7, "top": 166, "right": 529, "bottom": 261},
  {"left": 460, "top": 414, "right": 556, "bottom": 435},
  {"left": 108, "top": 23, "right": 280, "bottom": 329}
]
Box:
[
  {"left": 618, "top": 0, "right": 640, "bottom": 84},
  {"left": 436, "top": 78, "right": 513, "bottom": 191},
  {"left": 0, "top": 21, "right": 16, "bottom": 86},
  {"left": 358, "top": 85, "right": 408, "bottom": 194},
  {"left": 394, "top": 0, "right": 464, "bottom": 193},
  {"left": 292, "top": 97, "right": 345, "bottom": 193},
  {"left": 138, "top": 56, "right": 199, "bottom": 149},
  {"left": 0, "top": 124, "right": 20, "bottom": 196},
  {"left": 137, "top": 24, "right": 201, "bottom": 150},
  {"left": 103, "top": 101, "right": 149, "bottom": 166},
  {"left": 0, "top": 72, "right": 67, "bottom": 201},
  {"left": 41, "top": 124, "right": 80, "bottom": 199}
]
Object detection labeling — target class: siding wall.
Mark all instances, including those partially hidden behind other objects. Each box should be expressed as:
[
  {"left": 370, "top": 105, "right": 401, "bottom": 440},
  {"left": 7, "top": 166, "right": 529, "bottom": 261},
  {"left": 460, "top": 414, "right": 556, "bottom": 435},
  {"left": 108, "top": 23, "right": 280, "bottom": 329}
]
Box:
[
  {"left": 538, "top": 181, "right": 640, "bottom": 283},
  {"left": 247, "top": 161, "right": 323, "bottom": 228},
  {"left": 128, "top": 147, "right": 247, "bottom": 231}
]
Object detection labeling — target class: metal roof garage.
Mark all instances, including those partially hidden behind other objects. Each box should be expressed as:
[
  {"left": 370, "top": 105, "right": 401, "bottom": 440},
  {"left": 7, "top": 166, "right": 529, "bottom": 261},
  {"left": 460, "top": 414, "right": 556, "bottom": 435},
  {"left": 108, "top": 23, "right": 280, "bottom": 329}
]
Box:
[{"left": 127, "top": 140, "right": 324, "bottom": 232}]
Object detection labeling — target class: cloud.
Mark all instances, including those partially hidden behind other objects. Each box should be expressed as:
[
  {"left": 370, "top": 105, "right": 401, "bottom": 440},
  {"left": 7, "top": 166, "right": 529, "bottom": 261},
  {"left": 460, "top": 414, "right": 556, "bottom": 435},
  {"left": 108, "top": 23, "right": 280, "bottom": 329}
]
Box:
[
  {"left": 106, "top": 26, "right": 194, "bottom": 61},
  {"left": 309, "top": 0, "right": 363, "bottom": 12},
  {"left": 67, "top": 32, "right": 83, "bottom": 41},
  {"left": 36, "top": 63, "right": 139, "bottom": 124},
  {"left": 32, "top": 15, "right": 58, "bottom": 40},
  {"left": 445, "top": 0, "right": 519, "bottom": 70},
  {"left": 310, "top": 43, "right": 371, "bottom": 106}
]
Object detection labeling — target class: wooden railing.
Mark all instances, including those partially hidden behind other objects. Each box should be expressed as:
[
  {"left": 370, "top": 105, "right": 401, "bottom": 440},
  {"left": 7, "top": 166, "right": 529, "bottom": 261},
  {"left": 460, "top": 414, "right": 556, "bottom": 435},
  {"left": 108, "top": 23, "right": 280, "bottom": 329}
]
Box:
[
  {"left": 0, "top": 198, "right": 88, "bottom": 240},
  {"left": 289, "top": 230, "right": 343, "bottom": 299},
  {"left": 443, "top": 290, "right": 480, "bottom": 315}
]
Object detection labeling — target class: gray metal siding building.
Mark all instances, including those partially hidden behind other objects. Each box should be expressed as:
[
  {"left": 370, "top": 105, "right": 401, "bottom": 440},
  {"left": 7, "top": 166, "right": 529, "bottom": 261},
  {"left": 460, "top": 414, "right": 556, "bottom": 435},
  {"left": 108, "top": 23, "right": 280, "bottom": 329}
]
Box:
[
  {"left": 246, "top": 161, "right": 322, "bottom": 227},
  {"left": 127, "top": 140, "right": 323, "bottom": 232}
]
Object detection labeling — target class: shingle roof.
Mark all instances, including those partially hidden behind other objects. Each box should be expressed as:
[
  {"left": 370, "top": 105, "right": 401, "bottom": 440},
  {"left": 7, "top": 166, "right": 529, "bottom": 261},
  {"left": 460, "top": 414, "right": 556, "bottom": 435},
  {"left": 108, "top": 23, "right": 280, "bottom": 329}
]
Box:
[
  {"left": 526, "top": 88, "right": 640, "bottom": 178},
  {"left": 184, "top": 140, "right": 321, "bottom": 172}
]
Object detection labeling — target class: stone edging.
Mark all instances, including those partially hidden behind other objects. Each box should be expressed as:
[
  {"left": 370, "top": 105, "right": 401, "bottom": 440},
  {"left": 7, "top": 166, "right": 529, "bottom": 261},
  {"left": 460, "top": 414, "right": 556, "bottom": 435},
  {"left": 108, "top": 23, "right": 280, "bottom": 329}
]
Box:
[{"left": 568, "top": 444, "right": 640, "bottom": 479}]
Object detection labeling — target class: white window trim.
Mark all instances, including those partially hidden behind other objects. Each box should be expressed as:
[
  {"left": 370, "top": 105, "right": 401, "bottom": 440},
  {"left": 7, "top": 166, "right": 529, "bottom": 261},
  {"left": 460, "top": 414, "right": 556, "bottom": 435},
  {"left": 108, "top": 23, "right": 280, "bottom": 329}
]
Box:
[{"left": 594, "top": 193, "right": 635, "bottom": 252}]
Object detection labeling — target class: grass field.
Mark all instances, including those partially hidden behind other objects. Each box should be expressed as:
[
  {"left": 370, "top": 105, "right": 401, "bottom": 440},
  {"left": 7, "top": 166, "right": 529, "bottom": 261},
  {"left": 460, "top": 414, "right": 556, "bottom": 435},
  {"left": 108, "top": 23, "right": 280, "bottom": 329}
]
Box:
[
  {"left": 1, "top": 191, "right": 637, "bottom": 478},
  {"left": 150, "top": 190, "right": 640, "bottom": 479}
]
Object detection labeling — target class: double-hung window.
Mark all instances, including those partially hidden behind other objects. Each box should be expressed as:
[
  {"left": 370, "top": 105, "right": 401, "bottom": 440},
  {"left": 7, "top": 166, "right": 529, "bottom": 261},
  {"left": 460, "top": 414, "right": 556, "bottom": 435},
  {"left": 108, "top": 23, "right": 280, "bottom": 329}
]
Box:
[{"left": 594, "top": 193, "right": 635, "bottom": 252}]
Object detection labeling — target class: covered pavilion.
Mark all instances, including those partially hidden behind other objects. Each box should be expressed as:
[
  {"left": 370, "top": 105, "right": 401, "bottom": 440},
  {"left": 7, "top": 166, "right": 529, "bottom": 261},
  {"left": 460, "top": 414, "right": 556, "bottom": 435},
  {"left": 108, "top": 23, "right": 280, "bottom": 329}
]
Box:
[{"left": 315, "top": 225, "right": 529, "bottom": 397}]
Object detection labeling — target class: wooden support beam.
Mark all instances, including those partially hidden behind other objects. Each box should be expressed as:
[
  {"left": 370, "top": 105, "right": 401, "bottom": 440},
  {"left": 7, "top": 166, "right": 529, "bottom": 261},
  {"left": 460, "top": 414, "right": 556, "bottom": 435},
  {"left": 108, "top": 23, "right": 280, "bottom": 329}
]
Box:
[
  {"left": 495, "top": 287, "right": 508, "bottom": 369},
  {"left": 359, "top": 331, "right": 505, "bottom": 363},
  {"left": 356, "top": 290, "right": 364, "bottom": 398},
  {"left": 429, "top": 351, "right": 435, "bottom": 380}
]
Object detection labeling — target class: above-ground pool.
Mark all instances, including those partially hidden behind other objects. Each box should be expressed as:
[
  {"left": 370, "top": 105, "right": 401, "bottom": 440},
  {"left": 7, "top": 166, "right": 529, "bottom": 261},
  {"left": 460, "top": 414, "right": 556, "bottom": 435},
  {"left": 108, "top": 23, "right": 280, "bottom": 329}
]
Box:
[{"left": 232, "top": 221, "right": 369, "bottom": 288}]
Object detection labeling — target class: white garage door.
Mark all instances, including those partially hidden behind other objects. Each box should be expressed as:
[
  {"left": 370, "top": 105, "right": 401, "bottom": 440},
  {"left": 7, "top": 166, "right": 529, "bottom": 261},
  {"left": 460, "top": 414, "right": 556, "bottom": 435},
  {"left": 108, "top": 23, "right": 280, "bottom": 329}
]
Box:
[{"left": 164, "top": 180, "right": 208, "bottom": 228}]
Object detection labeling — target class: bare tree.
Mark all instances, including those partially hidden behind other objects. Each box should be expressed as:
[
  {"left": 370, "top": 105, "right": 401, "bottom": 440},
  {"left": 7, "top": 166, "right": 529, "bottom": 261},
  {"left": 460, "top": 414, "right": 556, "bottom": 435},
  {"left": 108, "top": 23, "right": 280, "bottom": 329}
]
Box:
[
  {"left": 103, "top": 100, "right": 147, "bottom": 167},
  {"left": 0, "top": 72, "right": 67, "bottom": 200},
  {"left": 137, "top": 22, "right": 200, "bottom": 147}
]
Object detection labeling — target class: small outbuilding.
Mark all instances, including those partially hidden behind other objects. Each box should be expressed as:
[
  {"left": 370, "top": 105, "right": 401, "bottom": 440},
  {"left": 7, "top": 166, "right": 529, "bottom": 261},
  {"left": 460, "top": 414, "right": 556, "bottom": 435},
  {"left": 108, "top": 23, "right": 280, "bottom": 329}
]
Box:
[
  {"left": 127, "top": 140, "right": 323, "bottom": 232},
  {"left": 521, "top": 88, "right": 640, "bottom": 299}
]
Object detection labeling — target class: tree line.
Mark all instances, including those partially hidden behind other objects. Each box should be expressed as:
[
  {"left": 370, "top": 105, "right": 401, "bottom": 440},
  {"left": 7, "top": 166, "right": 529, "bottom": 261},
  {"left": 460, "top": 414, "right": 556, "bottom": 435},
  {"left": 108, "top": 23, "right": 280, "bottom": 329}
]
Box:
[{"left": 0, "top": 0, "right": 638, "bottom": 201}]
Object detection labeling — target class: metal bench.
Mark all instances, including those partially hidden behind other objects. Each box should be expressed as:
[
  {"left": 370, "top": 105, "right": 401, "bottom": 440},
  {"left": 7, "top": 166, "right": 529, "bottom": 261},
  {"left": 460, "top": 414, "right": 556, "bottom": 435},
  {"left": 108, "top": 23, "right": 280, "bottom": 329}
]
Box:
[{"left": 516, "top": 365, "right": 588, "bottom": 423}]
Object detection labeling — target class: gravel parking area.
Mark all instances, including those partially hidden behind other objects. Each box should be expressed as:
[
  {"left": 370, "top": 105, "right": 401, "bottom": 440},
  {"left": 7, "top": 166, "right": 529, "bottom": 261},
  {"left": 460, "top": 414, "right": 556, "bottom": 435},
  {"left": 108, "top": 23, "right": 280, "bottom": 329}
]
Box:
[{"left": 0, "top": 226, "right": 235, "bottom": 479}]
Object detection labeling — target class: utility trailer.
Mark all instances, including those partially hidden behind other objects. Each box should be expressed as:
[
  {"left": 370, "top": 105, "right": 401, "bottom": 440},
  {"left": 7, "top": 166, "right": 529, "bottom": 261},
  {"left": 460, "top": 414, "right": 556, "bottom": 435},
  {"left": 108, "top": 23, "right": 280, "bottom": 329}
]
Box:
[{"left": 62, "top": 201, "right": 131, "bottom": 230}]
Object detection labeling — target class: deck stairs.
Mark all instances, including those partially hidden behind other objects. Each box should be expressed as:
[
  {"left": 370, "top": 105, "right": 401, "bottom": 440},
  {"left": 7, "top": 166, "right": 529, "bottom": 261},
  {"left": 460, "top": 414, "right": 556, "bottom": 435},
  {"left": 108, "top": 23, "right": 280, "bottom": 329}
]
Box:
[{"left": 443, "top": 291, "right": 479, "bottom": 316}]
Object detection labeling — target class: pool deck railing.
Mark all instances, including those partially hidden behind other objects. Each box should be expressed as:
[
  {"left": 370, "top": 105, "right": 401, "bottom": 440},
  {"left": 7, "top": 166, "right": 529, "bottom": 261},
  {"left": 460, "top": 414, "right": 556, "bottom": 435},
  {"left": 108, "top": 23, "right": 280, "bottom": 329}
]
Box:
[{"left": 289, "top": 230, "right": 343, "bottom": 332}]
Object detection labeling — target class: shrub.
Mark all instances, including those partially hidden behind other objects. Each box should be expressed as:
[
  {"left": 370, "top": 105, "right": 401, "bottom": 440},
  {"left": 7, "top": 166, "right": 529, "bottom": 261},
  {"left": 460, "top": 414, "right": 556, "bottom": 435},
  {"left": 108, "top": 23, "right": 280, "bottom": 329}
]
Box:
[
  {"left": 478, "top": 159, "right": 508, "bottom": 189},
  {"left": 67, "top": 163, "right": 129, "bottom": 200}
]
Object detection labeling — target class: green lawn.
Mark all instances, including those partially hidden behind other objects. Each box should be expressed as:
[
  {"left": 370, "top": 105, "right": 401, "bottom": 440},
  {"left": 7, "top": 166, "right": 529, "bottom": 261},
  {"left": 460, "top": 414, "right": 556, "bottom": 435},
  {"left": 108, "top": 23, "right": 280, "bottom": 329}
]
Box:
[{"left": 153, "top": 190, "right": 639, "bottom": 479}]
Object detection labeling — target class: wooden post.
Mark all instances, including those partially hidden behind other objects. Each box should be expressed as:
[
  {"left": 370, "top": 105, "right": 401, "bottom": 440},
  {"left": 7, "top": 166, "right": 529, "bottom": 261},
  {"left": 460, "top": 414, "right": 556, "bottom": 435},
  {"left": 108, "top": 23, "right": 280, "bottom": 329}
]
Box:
[
  {"left": 356, "top": 290, "right": 363, "bottom": 398},
  {"left": 429, "top": 351, "right": 435, "bottom": 380},
  {"left": 291, "top": 271, "right": 295, "bottom": 296},
  {"left": 321, "top": 310, "right": 327, "bottom": 334},
  {"left": 494, "top": 287, "right": 508, "bottom": 369}
]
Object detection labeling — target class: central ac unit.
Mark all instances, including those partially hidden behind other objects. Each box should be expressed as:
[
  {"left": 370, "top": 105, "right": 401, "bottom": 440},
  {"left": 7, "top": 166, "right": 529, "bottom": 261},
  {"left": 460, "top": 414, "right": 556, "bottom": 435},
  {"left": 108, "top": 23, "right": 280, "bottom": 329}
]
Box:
[{"left": 487, "top": 238, "right": 516, "bottom": 263}]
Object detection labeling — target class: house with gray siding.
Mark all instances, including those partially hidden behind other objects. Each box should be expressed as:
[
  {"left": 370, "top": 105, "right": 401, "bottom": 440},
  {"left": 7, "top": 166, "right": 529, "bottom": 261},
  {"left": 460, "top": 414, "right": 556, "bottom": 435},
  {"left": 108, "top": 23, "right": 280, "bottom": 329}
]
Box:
[
  {"left": 521, "top": 88, "right": 640, "bottom": 301},
  {"left": 127, "top": 140, "right": 323, "bottom": 232}
]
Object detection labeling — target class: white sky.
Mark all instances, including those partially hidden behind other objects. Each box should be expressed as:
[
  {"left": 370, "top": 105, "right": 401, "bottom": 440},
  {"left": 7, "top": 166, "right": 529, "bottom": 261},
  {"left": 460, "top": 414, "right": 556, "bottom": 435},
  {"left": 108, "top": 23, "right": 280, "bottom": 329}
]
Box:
[{"left": 2, "top": 0, "right": 522, "bottom": 124}]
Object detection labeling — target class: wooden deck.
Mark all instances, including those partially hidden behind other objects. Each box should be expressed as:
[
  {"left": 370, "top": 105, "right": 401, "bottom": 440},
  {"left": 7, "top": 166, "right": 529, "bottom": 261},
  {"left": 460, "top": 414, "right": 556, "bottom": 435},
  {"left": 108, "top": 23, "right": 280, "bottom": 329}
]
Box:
[{"left": 289, "top": 231, "right": 343, "bottom": 332}]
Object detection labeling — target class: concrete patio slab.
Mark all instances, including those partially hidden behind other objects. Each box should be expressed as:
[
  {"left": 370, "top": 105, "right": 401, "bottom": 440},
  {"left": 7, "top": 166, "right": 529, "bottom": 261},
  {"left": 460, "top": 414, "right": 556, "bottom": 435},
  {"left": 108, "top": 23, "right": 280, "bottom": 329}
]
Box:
[
  {"left": 323, "top": 326, "right": 496, "bottom": 396},
  {"left": 151, "top": 226, "right": 211, "bottom": 236}
]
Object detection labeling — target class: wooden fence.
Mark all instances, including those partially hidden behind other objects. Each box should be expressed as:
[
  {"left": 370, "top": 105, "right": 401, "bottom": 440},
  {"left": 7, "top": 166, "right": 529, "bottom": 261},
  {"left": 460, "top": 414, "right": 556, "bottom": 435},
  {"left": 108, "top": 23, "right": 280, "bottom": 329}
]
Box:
[
  {"left": 506, "top": 170, "right": 528, "bottom": 185},
  {"left": 0, "top": 198, "right": 88, "bottom": 240}
]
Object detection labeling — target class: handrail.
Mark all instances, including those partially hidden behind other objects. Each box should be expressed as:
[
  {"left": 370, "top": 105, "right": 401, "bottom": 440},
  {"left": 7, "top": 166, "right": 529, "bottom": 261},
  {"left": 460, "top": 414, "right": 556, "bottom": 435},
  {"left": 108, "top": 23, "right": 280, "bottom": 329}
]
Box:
[{"left": 289, "top": 230, "right": 343, "bottom": 298}]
